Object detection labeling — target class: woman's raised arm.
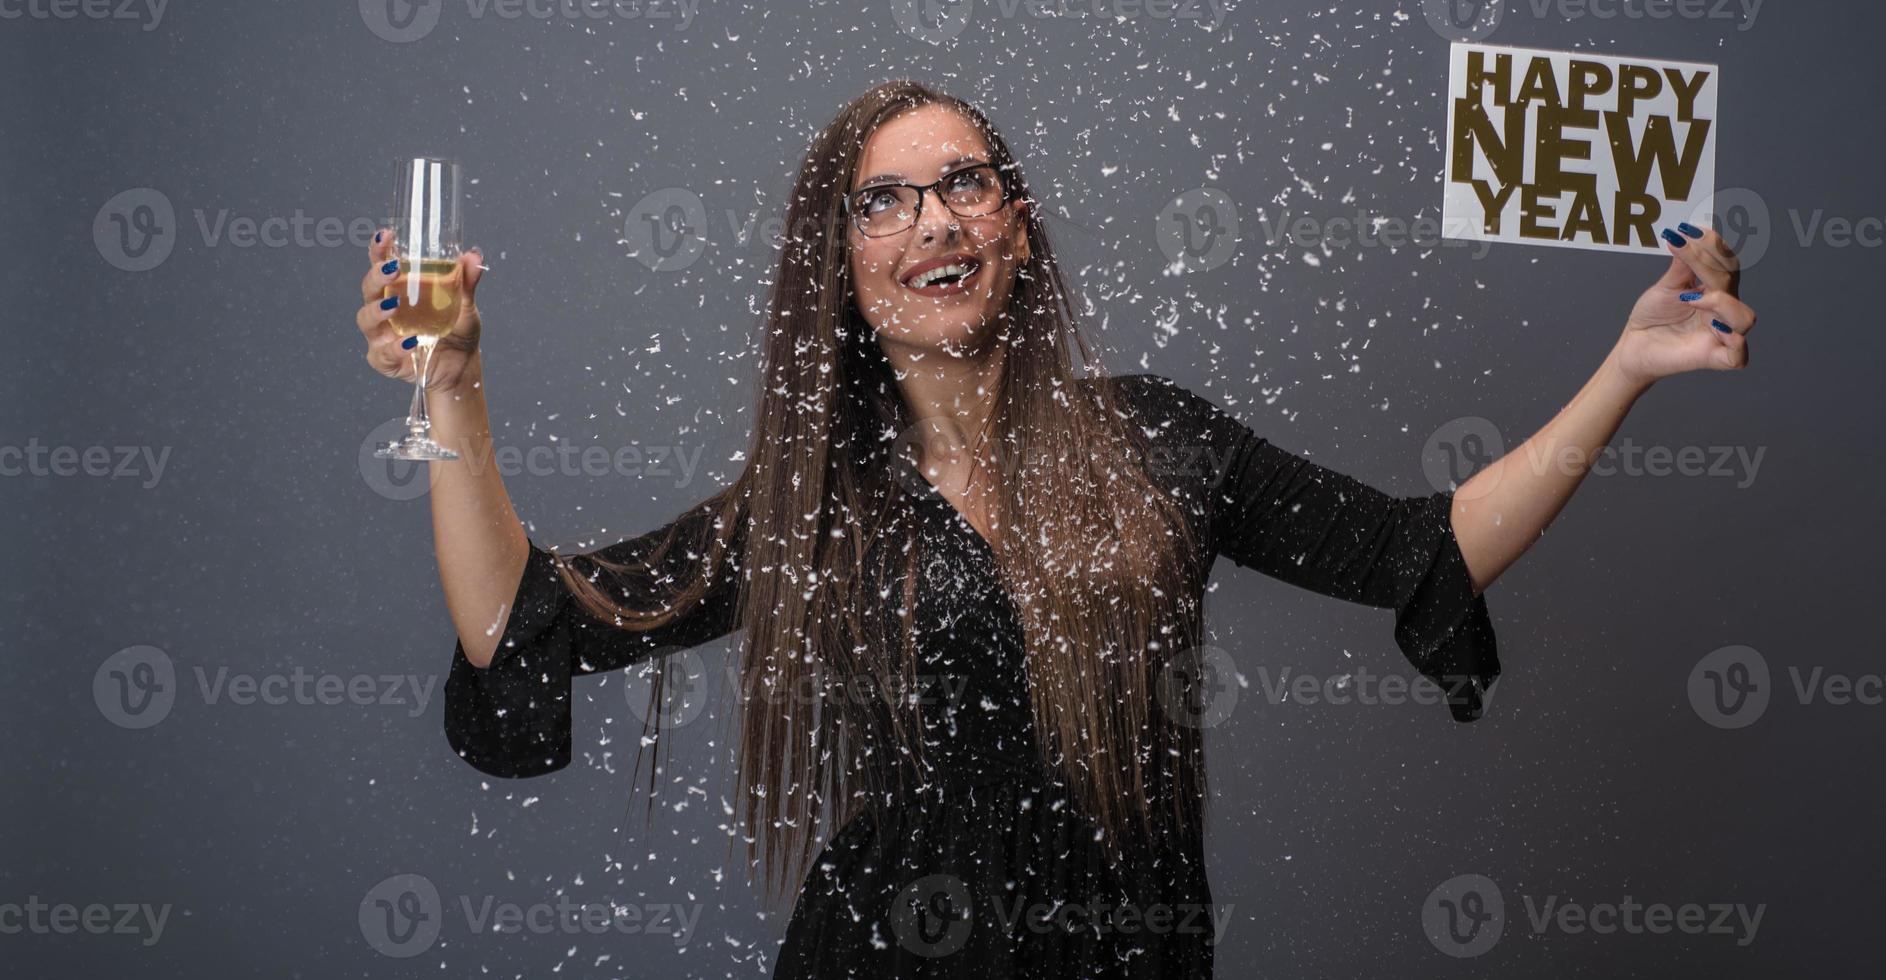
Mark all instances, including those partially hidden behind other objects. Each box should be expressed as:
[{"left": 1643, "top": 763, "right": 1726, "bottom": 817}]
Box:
[
  {"left": 1451, "top": 223, "right": 1758, "bottom": 592},
  {"left": 356, "top": 228, "right": 529, "bottom": 669}
]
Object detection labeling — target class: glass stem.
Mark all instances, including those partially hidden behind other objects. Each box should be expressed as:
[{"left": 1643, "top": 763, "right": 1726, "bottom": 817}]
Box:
[{"left": 406, "top": 339, "right": 437, "bottom": 444}]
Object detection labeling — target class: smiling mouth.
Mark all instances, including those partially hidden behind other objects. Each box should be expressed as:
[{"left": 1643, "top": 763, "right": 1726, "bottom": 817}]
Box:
[{"left": 901, "top": 258, "right": 982, "bottom": 296}]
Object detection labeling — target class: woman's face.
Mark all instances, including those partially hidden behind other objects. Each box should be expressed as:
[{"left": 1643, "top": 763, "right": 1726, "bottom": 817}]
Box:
[{"left": 846, "top": 104, "right": 1031, "bottom": 359}]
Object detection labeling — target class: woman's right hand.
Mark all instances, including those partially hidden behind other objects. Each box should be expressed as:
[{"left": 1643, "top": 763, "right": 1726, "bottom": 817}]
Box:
[{"left": 357, "top": 228, "right": 485, "bottom": 391}]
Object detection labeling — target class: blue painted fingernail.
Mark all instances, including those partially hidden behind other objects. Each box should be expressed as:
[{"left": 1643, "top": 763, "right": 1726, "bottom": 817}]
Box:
[
  {"left": 1680, "top": 291, "right": 1702, "bottom": 302},
  {"left": 1678, "top": 222, "right": 1703, "bottom": 239},
  {"left": 374, "top": 231, "right": 382, "bottom": 243},
  {"left": 1712, "top": 319, "right": 1732, "bottom": 334},
  {"left": 402, "top": 335, "right": 418, "bottom": 349},
  {"left": 380, "top": 296, "right": 399, "bottom": 311},
  {"left": 1661, "top": 228, "right": 1686, "bottom": 248},
  {"left": 381, "top": 260, "right": 398, "bottom": 275}
]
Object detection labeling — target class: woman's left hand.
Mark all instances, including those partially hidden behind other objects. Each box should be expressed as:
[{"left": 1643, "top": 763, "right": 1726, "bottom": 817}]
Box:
[{"left": 1613, "top": 223, "right": 1758, "bottom": 386}]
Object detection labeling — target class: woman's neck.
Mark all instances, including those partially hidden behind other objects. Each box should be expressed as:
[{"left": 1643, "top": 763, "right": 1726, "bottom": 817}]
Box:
[{"left": 882, "top": 339, "right": 1008, "bottom": 443}]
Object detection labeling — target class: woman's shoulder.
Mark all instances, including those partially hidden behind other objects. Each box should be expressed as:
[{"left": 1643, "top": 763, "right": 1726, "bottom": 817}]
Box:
[{"left": 1082, "top": 372, "right": 1240, "bottom": 439}]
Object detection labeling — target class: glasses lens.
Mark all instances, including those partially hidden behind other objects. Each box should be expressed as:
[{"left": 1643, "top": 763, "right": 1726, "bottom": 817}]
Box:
[
  {"left": 849, "top": 167, "right": 1009, "bottom": 237},
  {"left": 943, "top": 166, "right": 1004, "bottom": 217},
  {"left": 854, "top": 186, "right": 920, "bottom": 237}
]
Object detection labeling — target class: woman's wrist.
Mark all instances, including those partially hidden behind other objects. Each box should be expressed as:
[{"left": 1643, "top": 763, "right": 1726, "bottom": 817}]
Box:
[
  {"left": 437, "top": 349, "right": 485, "bottom": 398},
  {"left": 1604, "top": 331, "right": 1658, "bottom": 401},
  {"left": 430, "top": 352, "right": 489, "bottom": 443}
]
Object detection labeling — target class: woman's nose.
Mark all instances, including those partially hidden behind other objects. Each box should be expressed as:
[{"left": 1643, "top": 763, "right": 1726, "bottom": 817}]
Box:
[{"left": 913, "top": 187, "right": 959, "bottom": 244}]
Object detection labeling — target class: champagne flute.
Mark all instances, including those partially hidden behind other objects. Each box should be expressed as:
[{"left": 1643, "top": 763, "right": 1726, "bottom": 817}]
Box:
[{"left": 374, "top": 156, "right": 465, "bottom": 461}]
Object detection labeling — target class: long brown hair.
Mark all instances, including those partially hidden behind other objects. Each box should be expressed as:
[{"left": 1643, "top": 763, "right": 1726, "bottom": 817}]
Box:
[{"left": 556, "top": 79, "right": 1206, "bottom": 901}]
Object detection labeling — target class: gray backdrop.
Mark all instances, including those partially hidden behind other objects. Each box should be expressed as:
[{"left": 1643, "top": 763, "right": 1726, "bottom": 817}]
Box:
[{"left": 5, "top": 0, "right": 1880, "bottom": 976}]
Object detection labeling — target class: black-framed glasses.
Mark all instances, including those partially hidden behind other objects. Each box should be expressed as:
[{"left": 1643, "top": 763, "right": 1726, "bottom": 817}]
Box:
[{"left": 843, "top": 163, "right": 1013, "bottom": 238}]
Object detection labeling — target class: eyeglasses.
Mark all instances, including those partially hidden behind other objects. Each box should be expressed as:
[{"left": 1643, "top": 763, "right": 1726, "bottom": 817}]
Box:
[{"left": 843, "top": 163, "right": 1013, "bottom": 238}]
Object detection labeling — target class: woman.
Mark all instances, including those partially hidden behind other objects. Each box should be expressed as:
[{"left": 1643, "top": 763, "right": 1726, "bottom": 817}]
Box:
[{"left": 355, "top": 80, "right": 1756, "bottom": 977}]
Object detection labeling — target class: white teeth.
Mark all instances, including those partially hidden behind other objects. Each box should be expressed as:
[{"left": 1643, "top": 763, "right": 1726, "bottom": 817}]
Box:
[{"left": 905, "top": 262, "right": 976, "bottom": 289}]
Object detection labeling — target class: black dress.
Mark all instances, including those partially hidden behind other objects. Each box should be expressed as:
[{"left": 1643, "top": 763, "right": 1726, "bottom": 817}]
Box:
[{"left": 443, "top": 374, "right": 1500, "bottom": 978}]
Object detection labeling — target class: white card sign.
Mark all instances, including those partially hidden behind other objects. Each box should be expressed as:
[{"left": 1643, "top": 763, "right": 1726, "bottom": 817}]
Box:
[{"left": 1442, "top": 43, "right": 1720, "bottom": 255}]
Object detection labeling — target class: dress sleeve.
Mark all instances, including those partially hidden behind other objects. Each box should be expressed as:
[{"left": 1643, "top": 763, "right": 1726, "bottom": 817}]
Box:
[
  {"left": 443, "top": 502, "right": 742, "bottom": 778},
  {"left": 1118, "top": 375, "right": 1499, "bottom": 722}
]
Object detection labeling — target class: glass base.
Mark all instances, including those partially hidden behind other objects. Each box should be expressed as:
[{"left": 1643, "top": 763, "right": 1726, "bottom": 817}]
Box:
[{"left": 375, "top": 437, "right": 458, "bottom": 461}]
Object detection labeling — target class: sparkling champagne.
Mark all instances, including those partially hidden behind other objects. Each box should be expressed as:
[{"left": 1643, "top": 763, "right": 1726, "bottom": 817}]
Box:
[{"left": 384, "top": 258, "right": 463, "bottom": 339}]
